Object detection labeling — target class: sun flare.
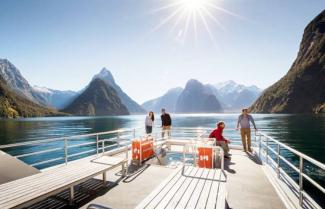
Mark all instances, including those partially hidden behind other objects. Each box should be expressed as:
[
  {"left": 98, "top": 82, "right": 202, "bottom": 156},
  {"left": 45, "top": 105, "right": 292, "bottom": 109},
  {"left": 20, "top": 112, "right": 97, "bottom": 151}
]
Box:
[
  {"left": 149, "top": 0, "right": 242, "bottom": 46},
  {"left": 182, "top": 0, "right": 207, "bottom": 11}
]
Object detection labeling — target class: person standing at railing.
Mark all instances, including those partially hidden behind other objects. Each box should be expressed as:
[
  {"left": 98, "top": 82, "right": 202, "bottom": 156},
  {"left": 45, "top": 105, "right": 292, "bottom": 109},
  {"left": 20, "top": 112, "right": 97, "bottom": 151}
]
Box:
[
  {"left": 209, "top": 121, "right": 230, "bottom": 159},
  {"left": 237, "top": 108, "right": 257, "bottom": 152},
  {"left": 161, "top": 108, "right": 172, "bottom": 139},
  {"left": 145, "top": 111, "right": 155, "bottom": 134}
]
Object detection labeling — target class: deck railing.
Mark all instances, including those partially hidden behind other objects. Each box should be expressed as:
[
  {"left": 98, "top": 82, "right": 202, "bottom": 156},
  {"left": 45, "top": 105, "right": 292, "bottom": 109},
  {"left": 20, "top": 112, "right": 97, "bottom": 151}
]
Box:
[
  {"left": 255, "top": 132, "right": 325, "bottom": 209},
  {"left": 0, "top": 126, "right": 324, "bottom": 208},
  {"left": 0, "top": 128, "right": 142, "bottom": 169}
]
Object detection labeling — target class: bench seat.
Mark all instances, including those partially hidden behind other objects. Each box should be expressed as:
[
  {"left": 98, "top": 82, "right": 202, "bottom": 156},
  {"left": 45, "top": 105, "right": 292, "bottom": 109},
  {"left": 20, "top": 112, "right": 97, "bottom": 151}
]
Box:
[{"left": 0, "top": 155, "right": 127, "bottom": 209}]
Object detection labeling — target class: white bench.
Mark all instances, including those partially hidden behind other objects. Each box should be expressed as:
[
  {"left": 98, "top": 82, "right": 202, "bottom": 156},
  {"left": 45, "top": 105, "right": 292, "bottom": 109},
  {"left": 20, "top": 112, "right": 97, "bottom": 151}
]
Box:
[
  {"left": 135, "top": 166, "right": 227, "bottom": 209},
  {"left": 0, "top": 155, "right": 127, "bottom": 209}
]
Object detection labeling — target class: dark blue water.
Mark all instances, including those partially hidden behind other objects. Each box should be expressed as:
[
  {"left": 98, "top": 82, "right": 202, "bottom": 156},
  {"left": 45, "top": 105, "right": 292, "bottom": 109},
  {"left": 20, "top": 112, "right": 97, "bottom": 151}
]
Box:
[{"left": 0, "top": 114, "right": 324, "bottom": 206}]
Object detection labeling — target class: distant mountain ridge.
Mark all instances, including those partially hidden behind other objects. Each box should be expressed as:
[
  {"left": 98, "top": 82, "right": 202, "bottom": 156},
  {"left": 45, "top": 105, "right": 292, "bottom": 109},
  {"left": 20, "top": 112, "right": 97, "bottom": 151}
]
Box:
[
  {"left": 175, "top": 79, "right": 223, "bottom": 113},
  {"left": 250, "top": 10, "right": 325, "bottom": 113},
  {"left": 214, "top": 80, "right": 262, "bottom": 110},
  {"left": 142, "top": 87, "right": 183, "bottom": 113},
  {"left": 142, "top": 80, "right": 261, "bottom": 113},
  {"left": 93, "top": 68, "right": 145, "bottom": 114},
  {"left": 32, "top": 86, "right": 78, "bottom": 109},
  {"left": 62, "top": 78, "right": 129, "bottom": 116}
]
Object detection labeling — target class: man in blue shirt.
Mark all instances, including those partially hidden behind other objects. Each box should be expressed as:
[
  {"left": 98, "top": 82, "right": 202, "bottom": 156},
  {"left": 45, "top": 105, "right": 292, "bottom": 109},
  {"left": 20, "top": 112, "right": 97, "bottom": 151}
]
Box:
[{"left": 237, "top": 108, "right": 257, "bottom": 152}]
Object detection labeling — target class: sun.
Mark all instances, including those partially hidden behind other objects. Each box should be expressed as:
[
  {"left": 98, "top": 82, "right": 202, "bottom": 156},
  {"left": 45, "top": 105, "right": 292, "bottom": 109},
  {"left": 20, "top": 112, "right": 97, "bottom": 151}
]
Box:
[
  {"left": 148, "top": 0, "right": 242, "bottom": 46},
  {"left": 182, "top": 0, "right": 207, "bottom": 11}
]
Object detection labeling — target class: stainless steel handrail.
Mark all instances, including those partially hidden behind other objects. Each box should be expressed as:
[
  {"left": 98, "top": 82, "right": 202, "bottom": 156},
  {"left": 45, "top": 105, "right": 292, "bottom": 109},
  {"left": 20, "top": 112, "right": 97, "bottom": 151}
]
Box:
[
  {"left": 256, "top": 132, "right": 325, "bottom": 208},
  {"left": 0, "top": 126, "right": 323, "bottom": 208},
  {"left": 0, "top": 127, "right": 142, "bottom": 149}
]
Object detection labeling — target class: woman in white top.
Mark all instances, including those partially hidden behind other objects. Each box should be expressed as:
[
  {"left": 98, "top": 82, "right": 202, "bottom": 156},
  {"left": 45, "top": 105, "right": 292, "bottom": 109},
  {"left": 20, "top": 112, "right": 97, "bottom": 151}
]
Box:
[{"left": 145, "top": 111, "right": 154, "bottom": 134}]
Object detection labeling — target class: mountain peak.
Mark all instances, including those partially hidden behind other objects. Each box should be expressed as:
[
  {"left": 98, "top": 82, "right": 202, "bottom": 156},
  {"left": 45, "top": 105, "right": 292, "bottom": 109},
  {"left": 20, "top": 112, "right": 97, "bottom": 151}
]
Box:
[
  {"left": 185, "top": 79, "right": 203, "bottom": 89},
  {"left": 93, "top": 67, "right": 115, "bottom": 84}
]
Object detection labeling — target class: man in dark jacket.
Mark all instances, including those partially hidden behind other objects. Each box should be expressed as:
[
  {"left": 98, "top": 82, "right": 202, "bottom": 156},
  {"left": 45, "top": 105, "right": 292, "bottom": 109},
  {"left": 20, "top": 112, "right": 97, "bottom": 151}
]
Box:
[{"left": 161, "top": 108, "right": 172, "bottom": 139}]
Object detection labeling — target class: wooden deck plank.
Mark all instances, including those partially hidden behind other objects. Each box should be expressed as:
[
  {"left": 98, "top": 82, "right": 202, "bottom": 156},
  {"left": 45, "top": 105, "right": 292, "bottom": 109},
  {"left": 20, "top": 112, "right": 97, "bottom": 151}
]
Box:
[
  {"left": 0, "top": 156, "right": 126, "bottom": 209},
  {"left": 206, "top": 170, "right": 223, "bottom": 209},
  {"left": 1, "top": 164, "right": 105, "bottom": 207},
  {"left": 134, "top": 167, "right": 185, "bottom": 209},
  {"left": 185, "top": 168, "right": 211, "bottom": 209},
  {"left": 195, "top": 169, "right": 216, "bottom": 209},
  {"left": 158, "top": 167, "right": 199, "bottom": 209},
  {"left": 0, "top": 156, "right": 98, "bottom": 192},
  {"left": 215, "top": 180, "right": 227, "bottom": 209},
  {"left": 143, "top": 167, "right": 193, "bottom": 209},
  {"left": 0, "top": 163, "right": 105, "bottom": 203},
  {"left": 0, "top": 156, "right": 126, "bottom": 201},
  {"left": 175, "top": 168, "right": 205, "bottom": 209},
  {"left": 165, "top": 168, "right": 200, "bottom": 209}
]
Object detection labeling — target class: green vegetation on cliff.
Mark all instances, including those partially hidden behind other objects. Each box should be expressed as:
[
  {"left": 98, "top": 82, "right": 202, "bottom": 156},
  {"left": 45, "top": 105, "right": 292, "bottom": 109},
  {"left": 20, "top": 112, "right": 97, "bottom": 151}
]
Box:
[{"left": 0, "top": 76, "right": 64, "bottom": 118}]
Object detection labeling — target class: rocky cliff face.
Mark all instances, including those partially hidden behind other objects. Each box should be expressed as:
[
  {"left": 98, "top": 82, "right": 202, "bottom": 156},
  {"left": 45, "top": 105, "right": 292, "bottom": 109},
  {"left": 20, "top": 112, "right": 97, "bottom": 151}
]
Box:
[
  {"left": 93, "top": 68, "right": 145, "bottom": 114},
  {"left": 250, "top": 10, "right": 325, "bottom": 113},
  {"left": 0, "top": 59, "right": 77, "bottom": 109},
  {"left": 175, "top": 79, "right": 223, "bottom": 113},
  {"left": 62, "top": 78, "right": 129, "bottom": 116},
  {"left": 0, "top": 59, "right": 36, "bottom": 101}
]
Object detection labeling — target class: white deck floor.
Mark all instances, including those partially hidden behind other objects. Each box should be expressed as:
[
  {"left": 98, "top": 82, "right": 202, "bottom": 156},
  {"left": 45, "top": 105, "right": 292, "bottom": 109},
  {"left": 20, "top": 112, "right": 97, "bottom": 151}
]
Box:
[{"left": 80, "top": 149, "right": 286, "bottom": 209}]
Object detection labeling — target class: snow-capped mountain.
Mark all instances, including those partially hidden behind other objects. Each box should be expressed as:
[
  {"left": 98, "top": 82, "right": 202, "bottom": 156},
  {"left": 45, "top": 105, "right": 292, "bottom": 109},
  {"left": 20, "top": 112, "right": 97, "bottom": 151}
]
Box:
[
  {"left": 142, "top": 80, "right": 262, "bottom": 113},
  {"left": 214, "top": 80, "right": 262, "bottom": 110},
  {"left": 0, "top": 58, "right": 36, "bottom": 101},
  {"left": 32, "top": 86, "right": 78, "bottom": 109}
]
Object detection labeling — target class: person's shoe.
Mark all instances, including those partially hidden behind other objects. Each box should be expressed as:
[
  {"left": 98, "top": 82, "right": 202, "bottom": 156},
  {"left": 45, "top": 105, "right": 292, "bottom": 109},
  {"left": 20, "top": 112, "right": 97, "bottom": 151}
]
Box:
[{"left": 248, "top": 148, "right": 252, "bottom": 153}]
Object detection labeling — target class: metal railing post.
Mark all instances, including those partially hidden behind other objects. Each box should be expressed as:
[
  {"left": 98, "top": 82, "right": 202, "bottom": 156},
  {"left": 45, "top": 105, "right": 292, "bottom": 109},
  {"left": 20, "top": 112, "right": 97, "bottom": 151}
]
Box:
[
  {"left": 277, "top": 144, "right": 280, "bottom": 178},
  {"left": 258, "top": 134, "right": 261, "bottom": 158},
  {"left": 117, "top": 131, "right": 120, "bottom": 148},
  {"left": 64, "top": 139, "right": 68, "bottom": 165},
  {"left": 102, "top": 140, "right": 105, "bottom": 153},
  {"left": 133, "top": 128, "right": 136, "bottom": 139},
  {"left": 299, "top": 156, "right": 304, "bottom": 206},
  {"left": 96, "top": 134, "right": 99, "bottom": 155},
  {"left": 266, "top": 137, "right": 269, "bottom": 164}
]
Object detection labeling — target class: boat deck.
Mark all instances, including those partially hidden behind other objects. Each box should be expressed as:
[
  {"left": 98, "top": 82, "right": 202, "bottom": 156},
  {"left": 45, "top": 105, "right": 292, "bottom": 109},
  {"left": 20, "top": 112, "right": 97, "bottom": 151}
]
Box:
[{"left": 79, "top": 149, "right": 286, "bottom": 209}]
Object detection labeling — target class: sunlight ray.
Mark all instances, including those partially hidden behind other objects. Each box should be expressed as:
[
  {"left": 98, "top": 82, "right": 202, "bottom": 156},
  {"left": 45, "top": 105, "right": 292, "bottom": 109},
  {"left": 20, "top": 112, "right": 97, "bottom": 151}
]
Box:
[
  {"left": 201, "top": 7, "right": 227, "bottom": 32},
  {"left": 148, "top": 1, "right": 183, "bottom": 15},
  {"left": 204, "top": 2, "right": 245, "bottom": 20},
  {"left": 192, "top": 10, "right": 198, "bottom": 42},
  {"left": 183, "top": 9, "right": 193, "bottom": 42},
  {"left": 198, "top": 9, "right": 218, "bottom": 47},
  {"left": 149, "top": 6, "right": 184, "bottom": 35},
  {"left": 169, "top": 7, "right": 188, "bottom": 37}
]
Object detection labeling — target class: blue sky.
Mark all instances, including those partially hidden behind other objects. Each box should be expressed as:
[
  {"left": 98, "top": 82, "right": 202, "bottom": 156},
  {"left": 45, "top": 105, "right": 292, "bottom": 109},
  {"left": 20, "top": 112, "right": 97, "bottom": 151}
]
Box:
[{"left": 0, "top": 0, "right": 324, "bottom": 103}]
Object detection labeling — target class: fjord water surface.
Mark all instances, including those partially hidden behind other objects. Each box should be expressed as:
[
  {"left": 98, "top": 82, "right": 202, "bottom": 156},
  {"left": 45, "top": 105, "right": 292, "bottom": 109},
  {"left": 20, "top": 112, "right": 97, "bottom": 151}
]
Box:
[
  {"left": 0, "top": 114, "right": 325, "bottom": 163},
  {"left": 0, "top": 114, "right": 324, "bottom": 206},
  {"left": 0, "top": 114, "right": 324, "bottom": 163}
]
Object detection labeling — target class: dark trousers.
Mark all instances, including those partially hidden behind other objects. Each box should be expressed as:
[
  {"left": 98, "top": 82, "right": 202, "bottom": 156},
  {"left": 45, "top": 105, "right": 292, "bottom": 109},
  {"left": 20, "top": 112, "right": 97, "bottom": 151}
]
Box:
[{"left": 146, "top": 126, "right": 152, "bottom": 134}]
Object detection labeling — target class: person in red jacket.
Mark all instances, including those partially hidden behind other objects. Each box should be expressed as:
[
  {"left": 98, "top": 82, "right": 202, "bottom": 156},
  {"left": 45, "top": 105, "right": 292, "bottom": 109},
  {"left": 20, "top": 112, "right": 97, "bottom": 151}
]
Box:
[{"left": 209, "top": 121, "right": 230, "bottom": 158}]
